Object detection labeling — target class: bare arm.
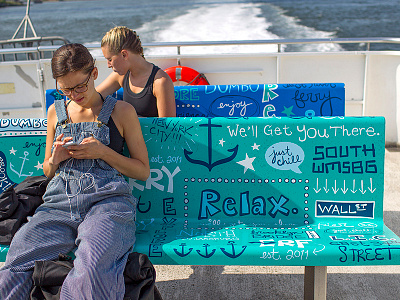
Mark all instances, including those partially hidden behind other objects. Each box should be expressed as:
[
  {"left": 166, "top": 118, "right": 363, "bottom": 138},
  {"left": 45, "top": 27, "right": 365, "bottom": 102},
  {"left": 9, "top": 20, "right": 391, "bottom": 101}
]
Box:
[
  {"left": 96, "top": 71, "right": 123, "bottom": 98},
  {"left": 153, "top": 70, "right": 176, "bottom": 117},
  {"left": 43, "top": 105, "right": 73, "bottom": 179}
]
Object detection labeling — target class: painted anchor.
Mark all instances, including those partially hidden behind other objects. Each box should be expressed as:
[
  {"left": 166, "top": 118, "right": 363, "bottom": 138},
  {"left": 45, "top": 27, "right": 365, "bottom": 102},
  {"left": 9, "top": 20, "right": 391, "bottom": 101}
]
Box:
[
  {"left": 10, "top": 151, "right": 33, "bottom": 178},
  {"left": 220, "top": 241, "right": 247, "bottom": 258},
  {"left": 184, "top": 118, "right": 238, "bottom": 171},
  {"left": 173, "top": 243, "right": 193, "bottom": 257},
  {"left": 197, "top": 243, "right": 216, "bottom": 258}
]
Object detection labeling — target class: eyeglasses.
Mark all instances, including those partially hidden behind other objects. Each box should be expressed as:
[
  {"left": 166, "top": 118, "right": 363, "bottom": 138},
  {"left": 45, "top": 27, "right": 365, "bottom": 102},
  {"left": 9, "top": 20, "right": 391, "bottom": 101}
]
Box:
[{"left": 56, "top": 71, "right": 93, "bottom": 97}]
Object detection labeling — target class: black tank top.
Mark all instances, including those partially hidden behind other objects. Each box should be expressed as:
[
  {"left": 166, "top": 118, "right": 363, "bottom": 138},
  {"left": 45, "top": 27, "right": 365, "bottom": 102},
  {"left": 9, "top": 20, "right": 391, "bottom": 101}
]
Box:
[
  {"left": 122, "top": 64, "right": 160, "bottom": 117},
  {"left": 96, "top": 94, "right": 124, "bottom": 155},
  {"left": 108, "top": 117, "right": 124, "bottom": 155}
]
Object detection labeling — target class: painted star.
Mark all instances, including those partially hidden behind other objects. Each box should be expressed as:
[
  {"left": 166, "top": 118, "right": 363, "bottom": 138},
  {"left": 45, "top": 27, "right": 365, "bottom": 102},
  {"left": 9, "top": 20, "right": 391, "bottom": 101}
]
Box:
[
  {"left": 237, "top": 153, "right": 256, "bottom": 174},
  {"left": 9, "top": 147, "right": 17, "bottom": 155},
  {"left": 219, "top": 139, "right": 225, "bottom": 147},
  {"left": 251, "top": 143, "right": 260, "bottom": 150},
  {"left": 282, "top": 105, "right": 295, "bottom": 117},
  {"left": 34, "top": 162, "right": 43, "bottom": 170}
]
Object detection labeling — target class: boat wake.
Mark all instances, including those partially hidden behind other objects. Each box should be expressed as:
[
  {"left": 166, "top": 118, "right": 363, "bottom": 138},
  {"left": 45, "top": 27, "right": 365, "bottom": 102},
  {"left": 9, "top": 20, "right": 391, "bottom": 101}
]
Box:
[{"left": 136, "top": 2, "right": 343, "bottom": 55}]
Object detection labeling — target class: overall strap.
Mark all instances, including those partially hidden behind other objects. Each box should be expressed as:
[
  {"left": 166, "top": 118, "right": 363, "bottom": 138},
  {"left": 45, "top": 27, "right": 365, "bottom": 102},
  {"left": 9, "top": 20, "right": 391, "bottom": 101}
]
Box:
[
  {"left": 54, "top": 100, "right": 69, "bottom": 125},
  {"left": 97, "top": 95, "right": 118, "bottom": 125}
]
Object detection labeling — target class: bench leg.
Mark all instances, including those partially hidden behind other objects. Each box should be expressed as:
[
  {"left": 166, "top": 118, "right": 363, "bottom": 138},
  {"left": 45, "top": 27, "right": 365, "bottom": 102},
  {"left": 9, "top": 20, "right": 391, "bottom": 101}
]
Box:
[{"left": 304, "top": 266, "right": 327, "bottom": 300}]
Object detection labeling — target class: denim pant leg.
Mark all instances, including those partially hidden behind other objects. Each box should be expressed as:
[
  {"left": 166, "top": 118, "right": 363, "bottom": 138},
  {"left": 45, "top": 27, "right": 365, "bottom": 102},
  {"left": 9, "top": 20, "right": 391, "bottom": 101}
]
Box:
[
  {"left": 0, "top": 269, "right": 33, "bottom": 300},
  {"left": 0, "top": 209, "right": 78, "bottom": 300},
  {"left": 60, "top": 198, "right": 136, "bottom": 300}
]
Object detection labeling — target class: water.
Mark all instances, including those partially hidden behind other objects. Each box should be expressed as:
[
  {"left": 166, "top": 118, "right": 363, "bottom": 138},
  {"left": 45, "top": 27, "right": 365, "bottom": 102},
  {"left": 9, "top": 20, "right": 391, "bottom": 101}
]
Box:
[{"left": 0, "top": 0, "right": 399, "bottom": 54}]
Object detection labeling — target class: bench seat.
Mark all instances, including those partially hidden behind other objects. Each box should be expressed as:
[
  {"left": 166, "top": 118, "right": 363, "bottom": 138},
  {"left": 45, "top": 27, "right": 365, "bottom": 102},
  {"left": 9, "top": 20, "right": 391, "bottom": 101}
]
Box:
[{"left": 133, "top": 220, "right": 400, "bottom": 266}]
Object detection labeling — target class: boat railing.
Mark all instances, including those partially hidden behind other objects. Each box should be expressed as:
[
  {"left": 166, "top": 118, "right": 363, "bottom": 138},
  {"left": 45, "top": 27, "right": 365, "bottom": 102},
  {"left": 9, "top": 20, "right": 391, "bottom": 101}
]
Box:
[
  {"left": 0, "top": 0, "right": 70, "bottom": 62},
  {"left": 139, "top": 37, "right": 400, "bottom": 54},
  {"left": 0, "top": 36, "right": 70, "bottom": 61},
  {"left": 1, "top": 37, "right": 400, "bottom": 62}
]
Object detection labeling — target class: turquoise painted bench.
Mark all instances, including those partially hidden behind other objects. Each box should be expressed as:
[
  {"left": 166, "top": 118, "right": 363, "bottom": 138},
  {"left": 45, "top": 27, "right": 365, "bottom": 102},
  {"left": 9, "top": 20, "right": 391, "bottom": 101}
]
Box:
[
  {"left": 45, "top": 83, "right": 345, "bottom": 117},
  {"left": 0, "top": 116, "right": 399, "bottom": 300}
]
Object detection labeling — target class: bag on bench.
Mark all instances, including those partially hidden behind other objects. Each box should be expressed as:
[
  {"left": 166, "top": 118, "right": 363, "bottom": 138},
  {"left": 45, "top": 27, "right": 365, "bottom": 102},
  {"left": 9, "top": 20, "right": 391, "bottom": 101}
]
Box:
[
  {"left": 30, "top": 252, "right": 163, "bottom": 300},
  {"left": 0, "top": 176, "right": 49, "bottom": 245}
]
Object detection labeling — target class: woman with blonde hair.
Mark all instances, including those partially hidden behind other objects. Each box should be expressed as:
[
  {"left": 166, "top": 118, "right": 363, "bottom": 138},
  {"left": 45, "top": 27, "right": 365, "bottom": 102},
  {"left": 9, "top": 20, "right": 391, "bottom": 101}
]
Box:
[{"left": 97, "top": 26, "right": 176, "bottom": 117}]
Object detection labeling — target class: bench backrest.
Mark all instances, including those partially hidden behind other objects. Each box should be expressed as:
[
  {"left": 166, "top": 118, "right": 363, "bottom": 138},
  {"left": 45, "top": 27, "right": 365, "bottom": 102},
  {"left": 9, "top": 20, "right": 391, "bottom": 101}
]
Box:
[
  {"left": 1, "top": 117, "right": 384, "bottom": 220},
  {"left": 0, "top": 116, "right": 383, "bottom": 221},
  {"left": 45, "top": 83, "right": 345, "bottom": 117},
  {"left": 133, "top": 116, "right": 384, "bottom": 225}
]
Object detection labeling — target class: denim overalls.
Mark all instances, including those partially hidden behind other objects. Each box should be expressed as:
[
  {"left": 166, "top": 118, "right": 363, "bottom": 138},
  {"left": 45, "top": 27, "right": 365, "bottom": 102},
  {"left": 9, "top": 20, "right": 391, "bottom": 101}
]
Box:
[{"left": 0, "top": 96, "right": 137, "bottom": 300}]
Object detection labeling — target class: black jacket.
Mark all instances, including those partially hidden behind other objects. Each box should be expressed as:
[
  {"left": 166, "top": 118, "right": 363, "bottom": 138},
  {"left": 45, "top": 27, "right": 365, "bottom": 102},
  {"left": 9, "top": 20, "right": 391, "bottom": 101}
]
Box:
[{"left": 0, "top": 176, "right": 49, "bottom": 245}]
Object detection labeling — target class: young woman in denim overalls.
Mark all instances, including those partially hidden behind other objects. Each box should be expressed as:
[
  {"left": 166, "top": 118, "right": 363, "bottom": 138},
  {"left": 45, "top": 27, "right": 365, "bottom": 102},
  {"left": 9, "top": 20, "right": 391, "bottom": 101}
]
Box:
[{"left": 0, "top": 43, "right": 150, "bottom": 299}]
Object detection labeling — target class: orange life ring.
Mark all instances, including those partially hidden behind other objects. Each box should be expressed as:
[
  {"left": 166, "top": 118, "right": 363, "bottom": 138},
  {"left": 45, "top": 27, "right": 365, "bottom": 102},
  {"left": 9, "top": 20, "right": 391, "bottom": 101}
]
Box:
[{"left": 165, "top": 66, "right": 209, "bottom": 85}]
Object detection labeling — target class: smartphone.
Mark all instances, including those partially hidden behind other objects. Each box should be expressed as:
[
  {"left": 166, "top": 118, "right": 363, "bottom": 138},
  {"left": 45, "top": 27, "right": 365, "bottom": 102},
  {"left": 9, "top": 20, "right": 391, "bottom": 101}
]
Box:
[{"left": 63, "top": 141, "right": 78, "bottom": 148}]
